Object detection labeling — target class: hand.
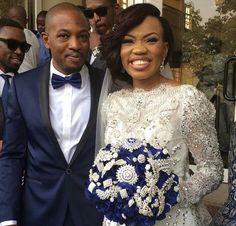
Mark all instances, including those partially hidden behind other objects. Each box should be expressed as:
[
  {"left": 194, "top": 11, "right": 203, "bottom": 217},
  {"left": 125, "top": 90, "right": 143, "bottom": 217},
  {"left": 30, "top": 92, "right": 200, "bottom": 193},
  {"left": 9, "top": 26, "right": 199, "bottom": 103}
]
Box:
[
  {"left": 0, "top": 140, "right": 2, "bottom": 152},
  {"left": 89, "top": 24, "right": 101, "bottom": 49},
  {"left": 89, "top": 31, "right": 101, "bottom": 49}
]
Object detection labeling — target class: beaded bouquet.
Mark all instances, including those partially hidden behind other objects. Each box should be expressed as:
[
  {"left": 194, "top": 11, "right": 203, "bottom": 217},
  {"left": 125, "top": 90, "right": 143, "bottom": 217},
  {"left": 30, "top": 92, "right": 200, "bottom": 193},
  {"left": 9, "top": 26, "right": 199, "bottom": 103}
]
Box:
[{"left": 86, "top": 138, "right": 179, "bottom": 226}]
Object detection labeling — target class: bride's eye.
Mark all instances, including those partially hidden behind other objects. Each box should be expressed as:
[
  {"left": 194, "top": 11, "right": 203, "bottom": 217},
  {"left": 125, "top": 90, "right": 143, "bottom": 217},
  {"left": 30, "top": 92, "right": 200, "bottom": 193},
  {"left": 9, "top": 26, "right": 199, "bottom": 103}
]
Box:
[
  {"left": 147, "top": 37, "right": 158, "bottom": 43},
  {"left": 122, "top": 38, "right": 134, "bottom": 44}
]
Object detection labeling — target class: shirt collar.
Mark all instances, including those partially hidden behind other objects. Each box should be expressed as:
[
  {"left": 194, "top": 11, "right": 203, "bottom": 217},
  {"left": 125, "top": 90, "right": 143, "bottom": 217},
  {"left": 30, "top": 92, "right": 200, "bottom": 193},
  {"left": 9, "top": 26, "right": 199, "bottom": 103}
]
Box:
[{"left": 0, "top": 69, "right": 14, "bottom": 77}]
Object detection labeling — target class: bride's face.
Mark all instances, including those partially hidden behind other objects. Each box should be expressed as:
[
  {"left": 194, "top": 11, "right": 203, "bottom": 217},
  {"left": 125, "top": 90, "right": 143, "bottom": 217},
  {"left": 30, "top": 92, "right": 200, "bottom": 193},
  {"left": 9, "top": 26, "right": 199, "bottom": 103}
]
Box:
[{"left": 120, "top": 16, "right": 168, "bottom": 89}]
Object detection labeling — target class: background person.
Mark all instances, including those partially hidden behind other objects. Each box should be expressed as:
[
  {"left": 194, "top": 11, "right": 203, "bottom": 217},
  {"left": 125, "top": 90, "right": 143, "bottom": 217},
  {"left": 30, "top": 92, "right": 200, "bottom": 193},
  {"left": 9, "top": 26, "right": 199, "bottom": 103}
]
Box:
[
  {"left": 0, "top": 18, "right": 30, "bottom": 151},
  {"left": 7, "top": 5, "right": 39, "bottom": 73},
  {"left": 84, "top": 0, "right": 117, "bottom": 71},
  {"left": 35, "top": 10, "right": 51, "bottom": 66}
]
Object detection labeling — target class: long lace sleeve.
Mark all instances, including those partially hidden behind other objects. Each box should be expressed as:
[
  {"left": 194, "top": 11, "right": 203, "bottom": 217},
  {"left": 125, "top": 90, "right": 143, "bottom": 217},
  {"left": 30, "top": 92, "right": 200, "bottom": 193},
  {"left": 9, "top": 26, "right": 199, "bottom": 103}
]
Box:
[{"left": 179, "top": 86, "right": 224, "bottom": 207}]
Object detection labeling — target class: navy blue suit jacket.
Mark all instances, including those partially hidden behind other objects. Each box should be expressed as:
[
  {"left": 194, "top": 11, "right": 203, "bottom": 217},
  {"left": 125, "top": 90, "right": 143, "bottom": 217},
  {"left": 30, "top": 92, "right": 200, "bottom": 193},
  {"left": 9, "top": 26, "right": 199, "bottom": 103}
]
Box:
[{"left": 0, "top": 62, "right": 104, "bottom": 226}]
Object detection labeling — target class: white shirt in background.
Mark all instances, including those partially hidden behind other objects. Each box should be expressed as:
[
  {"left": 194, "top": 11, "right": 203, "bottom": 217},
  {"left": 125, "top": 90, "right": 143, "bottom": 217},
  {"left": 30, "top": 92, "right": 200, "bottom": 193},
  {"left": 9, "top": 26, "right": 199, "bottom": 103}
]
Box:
[{"left": 18, "top": 28, "right": 39, "bottom": 73}]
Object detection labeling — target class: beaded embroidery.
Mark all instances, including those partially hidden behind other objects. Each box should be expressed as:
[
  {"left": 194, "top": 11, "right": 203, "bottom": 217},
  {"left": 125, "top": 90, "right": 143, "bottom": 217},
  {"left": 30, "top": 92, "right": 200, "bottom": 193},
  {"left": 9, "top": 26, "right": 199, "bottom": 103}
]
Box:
[{"left": 99, "top": 84, "right": 223, "bottom": 226}]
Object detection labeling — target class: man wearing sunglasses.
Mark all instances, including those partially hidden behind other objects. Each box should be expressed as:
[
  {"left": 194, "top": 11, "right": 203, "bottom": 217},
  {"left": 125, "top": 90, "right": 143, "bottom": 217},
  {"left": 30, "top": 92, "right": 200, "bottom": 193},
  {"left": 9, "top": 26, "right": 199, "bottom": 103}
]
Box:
[
  {"left": 7, "top": 5, "right": 39, "bottom": 73},
  {"left": 85, "top": 0, "right": 119, "bottom": 71},
  {"left": 85, "top": 0, "right": 117, "bottom": 37},
  {"left": 0, "top": 18, "right": 30, "bottom": 151}
]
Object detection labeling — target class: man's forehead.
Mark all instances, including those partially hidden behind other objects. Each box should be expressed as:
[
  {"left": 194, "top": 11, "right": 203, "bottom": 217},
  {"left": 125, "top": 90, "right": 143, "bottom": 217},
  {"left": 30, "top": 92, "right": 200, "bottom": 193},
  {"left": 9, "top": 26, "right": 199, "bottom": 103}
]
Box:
[
  {"left": 47, "top": 10, "right": 88, "bottom": 27},
  {"left": 0, "top": 27, "right": 25, "bottom": 42},
  {"left": 86, "top": 0, "right": 111, "bottom": 7},
  {"left": 0, "top": 26, "right": 23, "bottom": 34},
  {"left": 48, "top": 19, "right": 89, "bottom": 33}
]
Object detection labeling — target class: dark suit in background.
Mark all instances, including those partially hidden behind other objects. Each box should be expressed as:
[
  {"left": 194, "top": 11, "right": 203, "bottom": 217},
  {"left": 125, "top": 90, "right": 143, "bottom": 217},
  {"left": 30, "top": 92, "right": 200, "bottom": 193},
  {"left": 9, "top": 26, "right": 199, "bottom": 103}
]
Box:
[
  {"left": 88, "top": 49, "right": 107, "bottom": 72},
  {"left": 0, "top": 98, "right": 4, "bottom": 139},
  {"left": 0, "top": 18, "right": 28, "bottom": 151}
]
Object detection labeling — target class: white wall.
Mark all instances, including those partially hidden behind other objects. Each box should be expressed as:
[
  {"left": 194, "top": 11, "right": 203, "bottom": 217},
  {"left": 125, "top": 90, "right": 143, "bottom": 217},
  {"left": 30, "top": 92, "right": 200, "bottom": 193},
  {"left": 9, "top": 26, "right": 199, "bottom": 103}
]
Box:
[
  {"left": 33, "top": 0, "right": 83, "bottom": 29},
  {"left": 34, "top": 0, "right": 83, "bottom": 14},
  {"left": 144, "top": 0, "right": 163, "bottom": 14},
  {"left": 42, "top": 0, "right": 83, "bottom": 10}
]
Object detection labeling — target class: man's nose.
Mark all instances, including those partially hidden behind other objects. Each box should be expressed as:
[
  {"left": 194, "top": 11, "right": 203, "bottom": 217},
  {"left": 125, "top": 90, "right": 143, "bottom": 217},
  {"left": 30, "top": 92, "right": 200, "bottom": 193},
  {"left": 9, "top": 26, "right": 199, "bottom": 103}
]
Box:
[
  {"left": 14, "top": 46, "right": 24, "bottom": 55},
  {"left": 93, "top": 12, "right": 101, "bottom": 21},
  {"left": 68, "top": 37, "right": 82, "bottom": 49}
]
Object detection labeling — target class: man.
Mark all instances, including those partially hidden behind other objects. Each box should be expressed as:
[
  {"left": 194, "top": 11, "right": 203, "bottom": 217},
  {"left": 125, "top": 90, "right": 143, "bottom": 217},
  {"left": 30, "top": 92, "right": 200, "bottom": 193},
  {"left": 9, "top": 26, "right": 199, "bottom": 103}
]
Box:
[
  {"left": 7, "top": 5, "right": 39, "bottom": 73},
  {"left": 85, "top": 0, "right": 117, "bottom": 38},
  {"left": 0, "top": 3, "right": 103, "bottom": 226},
  {"left": 35, "top": 10, "right": 51, "bottom": 66},
  {"left": 85, "top": 0, "right": 118, "bottom": 71},
  {"left": 0, "top": 18, "right": 30, "bottom": 150}
]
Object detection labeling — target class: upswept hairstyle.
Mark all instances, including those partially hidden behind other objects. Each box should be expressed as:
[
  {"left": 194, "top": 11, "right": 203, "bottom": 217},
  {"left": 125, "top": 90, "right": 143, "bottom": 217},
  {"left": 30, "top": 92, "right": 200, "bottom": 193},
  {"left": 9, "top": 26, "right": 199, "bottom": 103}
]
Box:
[
  {"left": 101, "top": 3, "right": 174, "bottom": 83},
  {"left": 0, "top": 18, "right": 23, "bottom": 31}
]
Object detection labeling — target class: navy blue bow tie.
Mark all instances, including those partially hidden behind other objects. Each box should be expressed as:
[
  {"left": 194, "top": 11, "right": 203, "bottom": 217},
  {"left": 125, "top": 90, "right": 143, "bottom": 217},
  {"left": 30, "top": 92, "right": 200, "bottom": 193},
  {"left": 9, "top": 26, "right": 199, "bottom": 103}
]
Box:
[{"left": 51, "top": 73, "right": 82, "bottom": 89}]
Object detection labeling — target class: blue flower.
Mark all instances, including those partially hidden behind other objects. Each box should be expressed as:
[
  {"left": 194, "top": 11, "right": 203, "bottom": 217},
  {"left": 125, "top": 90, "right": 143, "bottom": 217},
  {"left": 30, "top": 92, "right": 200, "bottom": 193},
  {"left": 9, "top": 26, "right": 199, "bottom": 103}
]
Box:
[{"left": 86, "top": 138, "right": 179, "bottom": 226}]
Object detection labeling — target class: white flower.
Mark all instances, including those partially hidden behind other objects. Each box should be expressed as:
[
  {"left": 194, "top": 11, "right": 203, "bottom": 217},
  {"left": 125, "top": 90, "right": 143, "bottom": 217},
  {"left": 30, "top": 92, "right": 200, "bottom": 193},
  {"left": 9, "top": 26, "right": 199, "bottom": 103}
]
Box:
[
  {"left": 137, "top": 154, "right": 146, "bottom": 163},
  {"left": 145, "top": 164, "right": 151, "bottom": 171},
  {"left": 96, "top": 189, "right": 109, "bottom": 200},
  {"left": 163, "top": 148, "right": 169, "bottom": 155},
  {"left": 103, "top": 178, "right": 113, "bottom": 188},
  {"left": 128, "top": 198, "right": 135, "bottom": 207},
  {"left": 88, "top": 182, "right": 96, "bottom": 193},
  {"left": 92, "top": 172, "right": 100, "bottom": 182},
  {"left": 120, "top": 189, "right": 128, "bottom": 199},
  {"left": 116, "top": 165, "right": 138, "bottom": 185},
  {"left": 102, "top": 159, "right": 116, "bottom": 177}
]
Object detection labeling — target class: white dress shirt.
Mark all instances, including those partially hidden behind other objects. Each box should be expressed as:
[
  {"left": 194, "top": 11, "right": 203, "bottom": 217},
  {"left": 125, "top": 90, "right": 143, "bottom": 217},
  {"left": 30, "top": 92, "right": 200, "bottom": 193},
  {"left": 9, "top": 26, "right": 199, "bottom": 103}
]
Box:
[
  {"left": 0, "top": 75, "right": 5, "bottom": 96},
  {"left": 0, "top": 63, "right": 91, "bottom": 226},
  {"left": 49, "top": 61, "right": 91, "bottom": 163},
  {"left": 18, "top": 28, "right": 39, "bottom": 73}
]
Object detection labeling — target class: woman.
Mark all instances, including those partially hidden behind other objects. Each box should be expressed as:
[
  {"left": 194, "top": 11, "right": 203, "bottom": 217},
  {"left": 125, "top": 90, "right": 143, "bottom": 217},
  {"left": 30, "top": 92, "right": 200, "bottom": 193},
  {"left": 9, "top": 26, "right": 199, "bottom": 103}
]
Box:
[{"left": 87, "top": 3, "right": 223, "bottom": 226}]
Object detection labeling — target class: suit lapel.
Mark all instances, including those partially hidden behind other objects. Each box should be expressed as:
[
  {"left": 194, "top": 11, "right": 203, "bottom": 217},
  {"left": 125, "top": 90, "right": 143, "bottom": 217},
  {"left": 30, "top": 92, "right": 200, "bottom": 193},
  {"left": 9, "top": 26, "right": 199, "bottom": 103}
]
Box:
[
  {"left": 70, "top": 65, "right": 104, "bottom": 164},
  {"left": 38, "top": 63, "right": 65, "bottom": 161},
  {"left": 0, "top": 98, "right": 4, "bottom": 139}
]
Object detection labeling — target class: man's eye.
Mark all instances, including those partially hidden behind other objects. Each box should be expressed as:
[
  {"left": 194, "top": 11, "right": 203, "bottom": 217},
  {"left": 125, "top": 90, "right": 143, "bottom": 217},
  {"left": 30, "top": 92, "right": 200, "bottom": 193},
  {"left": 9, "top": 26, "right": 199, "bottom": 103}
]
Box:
[
  {"left": 58, "top": 34, "right": 69, "bottom": 40},
  {"left": 79, "top": 34, "right": 89, "bottom": 42}
]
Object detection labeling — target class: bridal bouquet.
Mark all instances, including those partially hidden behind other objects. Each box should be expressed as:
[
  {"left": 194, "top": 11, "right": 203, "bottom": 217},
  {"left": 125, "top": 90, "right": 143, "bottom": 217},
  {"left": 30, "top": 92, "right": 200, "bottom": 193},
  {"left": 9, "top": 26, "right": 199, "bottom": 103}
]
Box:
[{"left": 86, "top": 138, "right": 179, "bottom": 226}]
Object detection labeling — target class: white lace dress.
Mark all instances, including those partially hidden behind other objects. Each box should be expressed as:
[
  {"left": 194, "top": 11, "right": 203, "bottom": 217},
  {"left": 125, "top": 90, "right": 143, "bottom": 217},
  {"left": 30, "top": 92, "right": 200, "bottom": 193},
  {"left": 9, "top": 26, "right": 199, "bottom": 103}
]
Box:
[{"left": 100, "top": 84, "right": 223, "bottom": 226}]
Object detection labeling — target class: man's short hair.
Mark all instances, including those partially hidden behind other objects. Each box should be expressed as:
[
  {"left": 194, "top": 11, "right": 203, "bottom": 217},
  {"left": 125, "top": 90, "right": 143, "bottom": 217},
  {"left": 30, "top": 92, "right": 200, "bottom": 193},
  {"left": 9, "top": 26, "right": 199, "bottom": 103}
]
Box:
[
  {"left": 37, "top": 10, "right": 47, "bottom": 19},
  {"left": 108, "top": 0, "right": 117, "bottom": 5},
  {"left": 0, "top": 18, "right": 23, "bottom": 31}
]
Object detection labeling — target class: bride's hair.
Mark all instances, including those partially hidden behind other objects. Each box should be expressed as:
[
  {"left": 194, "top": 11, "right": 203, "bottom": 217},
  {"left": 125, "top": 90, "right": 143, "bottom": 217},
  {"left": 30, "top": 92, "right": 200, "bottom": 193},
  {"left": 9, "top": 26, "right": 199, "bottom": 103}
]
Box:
[{"left": 101, "top": 3, "right": 174, "bottom": 84}]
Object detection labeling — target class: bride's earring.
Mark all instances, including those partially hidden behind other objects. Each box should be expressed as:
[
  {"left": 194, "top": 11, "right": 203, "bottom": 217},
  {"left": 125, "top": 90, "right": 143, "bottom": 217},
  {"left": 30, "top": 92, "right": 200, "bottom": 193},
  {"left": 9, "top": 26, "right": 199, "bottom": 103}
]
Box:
[{"left": 160, "top": 59, "right": 165, "bottom": 72}]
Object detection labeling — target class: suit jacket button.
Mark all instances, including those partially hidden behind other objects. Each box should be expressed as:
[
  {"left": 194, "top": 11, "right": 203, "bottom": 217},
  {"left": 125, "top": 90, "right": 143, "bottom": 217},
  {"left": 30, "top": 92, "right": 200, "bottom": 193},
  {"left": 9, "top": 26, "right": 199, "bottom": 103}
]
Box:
[{"left": 66, "top": 168, "right": 72, "bottom": 174}]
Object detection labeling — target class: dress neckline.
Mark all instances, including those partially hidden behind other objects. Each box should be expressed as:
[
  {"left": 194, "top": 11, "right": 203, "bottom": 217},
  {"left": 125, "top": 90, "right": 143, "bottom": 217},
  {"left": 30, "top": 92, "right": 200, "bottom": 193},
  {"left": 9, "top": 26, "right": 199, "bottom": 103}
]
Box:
[{"left": 126, "top": 83, "right": 180, "bottom": 94}]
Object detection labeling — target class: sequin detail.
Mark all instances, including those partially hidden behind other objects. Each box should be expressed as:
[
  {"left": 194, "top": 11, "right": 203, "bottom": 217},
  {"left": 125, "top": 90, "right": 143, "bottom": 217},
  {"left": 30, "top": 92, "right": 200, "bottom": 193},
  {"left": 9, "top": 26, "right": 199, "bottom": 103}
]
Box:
[{"left": 101, "top": 84, "right": 223, "bottom": 226}]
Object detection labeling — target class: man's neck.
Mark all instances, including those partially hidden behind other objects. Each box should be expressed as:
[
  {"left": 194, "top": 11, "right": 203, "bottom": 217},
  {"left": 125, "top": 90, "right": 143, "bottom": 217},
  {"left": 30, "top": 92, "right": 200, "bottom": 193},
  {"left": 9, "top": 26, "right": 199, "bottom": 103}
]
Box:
[{"left": 0, "top": 69, "right": 15, "bottom": 76}]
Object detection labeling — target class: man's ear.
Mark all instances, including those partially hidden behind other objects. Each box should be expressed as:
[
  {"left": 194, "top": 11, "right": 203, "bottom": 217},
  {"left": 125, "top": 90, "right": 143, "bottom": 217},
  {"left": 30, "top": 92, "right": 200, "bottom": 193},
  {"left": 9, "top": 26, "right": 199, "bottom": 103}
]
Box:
[
  {"left": 41, "top": 31, "right": 49, "bottom": 49},
  {"left": 163, "top": 42, "right": 169, "bottom": 60},
  {"left": 114, "top": 3, "right": 123, "bottom": 15}
]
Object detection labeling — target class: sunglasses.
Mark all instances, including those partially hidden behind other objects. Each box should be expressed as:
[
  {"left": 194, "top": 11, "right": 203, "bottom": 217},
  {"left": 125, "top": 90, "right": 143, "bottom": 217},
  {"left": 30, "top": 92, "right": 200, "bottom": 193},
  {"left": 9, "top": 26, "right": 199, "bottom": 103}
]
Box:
[
  {"left": 0, "top": 38, "right": 31, "bottom": 53},
  {"left": 84, "top": 6, "right": 108, "bottom": 19}
]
